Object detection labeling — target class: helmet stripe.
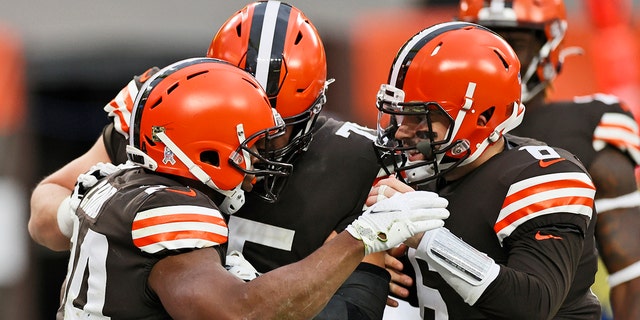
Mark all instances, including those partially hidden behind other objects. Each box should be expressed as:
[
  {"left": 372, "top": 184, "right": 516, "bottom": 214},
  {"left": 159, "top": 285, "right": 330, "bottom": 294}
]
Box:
[
  {"left": 389, "top": 22, "right": 488, "bottom": 89},
  {"left": 249, "top": 1, "right": 290, "bottom": 105},
  {"left": 129, "top": 58, "right": 222, "bottom": 148}
]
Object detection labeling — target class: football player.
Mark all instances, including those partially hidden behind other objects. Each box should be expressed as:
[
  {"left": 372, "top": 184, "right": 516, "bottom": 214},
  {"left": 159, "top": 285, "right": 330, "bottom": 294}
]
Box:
[
  {"left": 458, "top": 1, "right": 640, "bottom": 319},
  {"left": 57, "top": 57, "right": 449, "bottom": 319},
  {"left": 370, "top": 22, "right": 601, "bottom": 319},
  {"left": 30, "top": 1, "right": 395, "bottom": 318}
]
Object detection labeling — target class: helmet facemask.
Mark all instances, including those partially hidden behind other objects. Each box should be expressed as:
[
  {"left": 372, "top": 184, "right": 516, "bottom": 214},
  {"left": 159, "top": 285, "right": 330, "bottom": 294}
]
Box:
[{"left": 373, "top": 84, "right": 470, "bottom": 186}]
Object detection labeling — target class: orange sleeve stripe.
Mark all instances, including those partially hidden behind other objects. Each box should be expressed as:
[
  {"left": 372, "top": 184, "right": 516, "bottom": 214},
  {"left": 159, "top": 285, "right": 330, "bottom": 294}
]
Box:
[
  {"left": 132, "top": 213, "right": 227, "bottom": 230},
  {"left": 596, "top": 136, "right": 640, "bottom": 148},
  {"left": 598, "top": 121, "right": 636, "bottom": 131},
  {"left": 502, "top": 179, "right": 595, "bottom": 208},
  {"left": 133, "top": 230, "right": 228, "bottom": 248},
  {"left": 495, "top": 196, "right": 594, "bottom": 233}
]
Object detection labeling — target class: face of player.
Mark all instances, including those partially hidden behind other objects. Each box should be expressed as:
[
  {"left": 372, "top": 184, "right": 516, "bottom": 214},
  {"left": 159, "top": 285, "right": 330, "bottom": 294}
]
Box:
[
  {"left": 393, "top": 110, "right": 450, "bottom": 162},
  {"left": 240, "top": 145, "right": 263, "bottom": 192}
]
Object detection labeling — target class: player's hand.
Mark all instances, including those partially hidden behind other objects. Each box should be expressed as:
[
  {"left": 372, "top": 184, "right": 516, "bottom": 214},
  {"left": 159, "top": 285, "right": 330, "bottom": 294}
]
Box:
[
  {"left": 57, "top": 162, "right": 119, "bottom": 237},
  {"left": 366, "top": 176, "right": 415, "bottom": 208},
  {"left": 385, "top": 244, "right": 412, "bottom": 307},
  {"left": 225, "top": 250, "right": 260, "bottom": 282},
  {"left": 347, "top": 191, "right": 449, "bottom": 256}
]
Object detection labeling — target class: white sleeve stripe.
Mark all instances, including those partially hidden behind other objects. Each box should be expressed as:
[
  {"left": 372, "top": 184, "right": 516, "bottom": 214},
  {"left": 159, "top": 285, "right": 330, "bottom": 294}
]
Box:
[
  {"left": 600, "top": 112, "right": 639, "bottom": 132},
  {"left": 609, "top": 260, "right": 640, "bottom": 288},
  {"left": 135, "top": 205, "right": 222, "bottom": 221},
  {"left": 595, "top": 190, "right": 640, "bottom": 214},
  {"left": 132, "top": 221, "right": 228, "bottom": 240},
  {"left": 499, "top": 188, "right": 596, "bottom": 221},
  {"left": 593, "top": 127, "right": 640, "bottom": 148},
  {"left": 506, "top": 172, "right": 593, "bottom": 195},
  {"left": 496, "top": 205, "right": 593, "bottom": 243},
  {"left": 139, "top": 238, "right": 221, "bottom": 254}
]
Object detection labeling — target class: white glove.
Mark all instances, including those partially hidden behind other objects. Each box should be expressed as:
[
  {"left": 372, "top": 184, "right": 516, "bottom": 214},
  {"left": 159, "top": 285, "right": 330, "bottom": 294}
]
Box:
[
  {"left": 57, "top": 162, "right": 120, "bottom": 237},
  {"left": 347, "top": 191, "right": 449, "bottom": 256},
  {"left": 225, "top": 250, "right": 261, "bottom": 281}
]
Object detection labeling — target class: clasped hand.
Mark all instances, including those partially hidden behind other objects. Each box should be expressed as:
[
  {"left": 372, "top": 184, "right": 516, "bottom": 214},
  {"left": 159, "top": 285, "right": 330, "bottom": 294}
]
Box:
[{"left": 347, "top": 191, "right": 449, "bottom": 255}]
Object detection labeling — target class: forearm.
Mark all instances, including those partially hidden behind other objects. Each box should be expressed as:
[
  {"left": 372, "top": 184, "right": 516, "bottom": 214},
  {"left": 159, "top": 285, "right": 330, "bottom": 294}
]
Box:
[
  {"left": 28, "top": 136, "right": 110, "bottom": 251},
  {"left": 610, "top": 277, "right": 640, "bottom": 320},
  {"left": 28, "top": 182, "right": 72, "bottom": 251},
  {"left": 156, "top": 235, "right": 366, "bottom": 320},
  {"left": 314, "top": 262, "right": 390, "bottom": 320},
  {"left": 243, "top": 232, "right": 366, "bottom": 319}
]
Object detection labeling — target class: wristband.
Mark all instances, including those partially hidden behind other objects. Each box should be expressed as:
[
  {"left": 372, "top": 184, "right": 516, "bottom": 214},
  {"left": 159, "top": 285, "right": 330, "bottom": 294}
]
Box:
[
  {"left": 609, "top": 260, "right": 640, "bottom": 288},
  {"left": 595, "top": 190, "right": 640, "bottom": 214},
  {"left": 57, "top": 197, "right": 74, "bottom": 238}
]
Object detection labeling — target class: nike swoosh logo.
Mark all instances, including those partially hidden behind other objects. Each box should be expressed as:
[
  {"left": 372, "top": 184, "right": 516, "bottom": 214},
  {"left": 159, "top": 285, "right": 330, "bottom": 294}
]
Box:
[
  {"left": 166, "top": 188, "right": 197, "bottom": 197},
  {"left": 535, "top": 230, "right": 563, "bottom": 241},
  {"left": 538, "top": 158, "right": 566, "bottom": 168}
]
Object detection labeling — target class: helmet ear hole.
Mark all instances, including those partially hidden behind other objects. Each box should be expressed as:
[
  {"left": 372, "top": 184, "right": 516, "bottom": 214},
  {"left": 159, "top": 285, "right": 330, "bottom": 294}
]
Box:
[
  {"left": 200, "top": 151, "right": 220, "bottom": 167},
  {"left": 479, "top": 107, "right": 495, "bottom": 126},
  {"left": 144, "top": 136, "right": 156, "bottom": 147}
]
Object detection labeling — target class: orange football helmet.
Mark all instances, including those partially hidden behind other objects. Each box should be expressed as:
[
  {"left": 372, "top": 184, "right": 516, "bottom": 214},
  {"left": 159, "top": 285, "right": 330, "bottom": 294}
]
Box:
[
  {"left": 374, "top": 22, "right": 524, "bottom": 185},
  {"left": 458, "top": 0, "right": 568, "bottom": 102},
  {"left": 126, "top": 57, "right": 291, "bottom": 213},
  {"left": 208, "top": 1, "right": 327, "bottom": 161}
]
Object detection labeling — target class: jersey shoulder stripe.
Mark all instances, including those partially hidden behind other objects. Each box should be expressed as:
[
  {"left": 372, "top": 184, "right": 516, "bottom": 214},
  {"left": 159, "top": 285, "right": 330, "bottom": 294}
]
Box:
[
  {"left": 495, "top": 172, "right": 595, "bottom": 242},
  {"left": 593, "top": 112, "right": 640, "bottom": 164},
  {"left": 132, "top": 204, "right": 228, "bottom": 254}
]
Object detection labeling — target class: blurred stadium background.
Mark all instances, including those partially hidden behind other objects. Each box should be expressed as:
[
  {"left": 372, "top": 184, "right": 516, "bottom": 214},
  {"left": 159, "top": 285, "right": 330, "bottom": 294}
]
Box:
[{"left": 0, "top": 0, "right": 637, "bottom": 319}]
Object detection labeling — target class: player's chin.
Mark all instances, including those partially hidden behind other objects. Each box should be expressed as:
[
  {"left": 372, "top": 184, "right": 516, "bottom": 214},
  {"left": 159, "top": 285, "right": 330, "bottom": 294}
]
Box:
[{"left": 241, "top": 175, "right": 256, "bottom": 192}]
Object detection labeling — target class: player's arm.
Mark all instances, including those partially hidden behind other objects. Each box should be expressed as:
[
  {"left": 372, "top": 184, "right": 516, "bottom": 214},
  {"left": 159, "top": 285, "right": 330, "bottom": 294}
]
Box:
[
  {"left": 152, "top": 233, "right": 367, "bottom": 319},
  {"left": 406, "top": 222, "right": 589, "bottom": 319},
  {"left": 150, "top": 191, "right": 448, "bottom": 319},
  {"left": 28, "top": 135, "right": 110, "bottom": 251},
  {"left": 366, "top": 176, "right": 418, "bottom": 306},
  {"left": 589, "top": 146, "right": 640, "bottom": 320},
  {"left": 29, "top": 68, "right": 157, "bottom": 251},
  {"left": 313, "top": 231, "right": 389, "bottom": 320}
]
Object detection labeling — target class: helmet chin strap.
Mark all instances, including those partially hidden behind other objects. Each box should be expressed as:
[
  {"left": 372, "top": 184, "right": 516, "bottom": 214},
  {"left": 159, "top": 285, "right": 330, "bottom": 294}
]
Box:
[{"left": 153, "top": 130, "right": 246, "bottom": 215}]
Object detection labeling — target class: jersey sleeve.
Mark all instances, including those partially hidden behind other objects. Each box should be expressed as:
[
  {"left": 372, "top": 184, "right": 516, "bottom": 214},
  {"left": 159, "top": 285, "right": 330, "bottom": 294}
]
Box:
[
  {"left": 101, "top": 123, "right": 129, "bottom": 164},
  {"left": 494, "top": 159, "right": 595, "bottom": 244},
  {"left": 131, "top": 186, "right": 228, "bottom": 256},
  {"left": 579, "top": 94, "right": 640, "bottom": 165},
  {"left": 103, "top": 67, "right": 160, "bottom": 139},
  {"left": 476, "top": 225, "right": 600, "bottom": 318}
]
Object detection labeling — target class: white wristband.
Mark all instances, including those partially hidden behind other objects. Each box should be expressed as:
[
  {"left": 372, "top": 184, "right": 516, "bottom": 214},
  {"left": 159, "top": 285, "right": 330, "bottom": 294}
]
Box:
[
  {"left": 56, "top": 197, "right": 74, "bottom": 238},
  {"left": 595, "top": 190, "right": 640, "bottom": 214},
  {"left": 608, "top": 260, "right": 640, "bottom": 288}
]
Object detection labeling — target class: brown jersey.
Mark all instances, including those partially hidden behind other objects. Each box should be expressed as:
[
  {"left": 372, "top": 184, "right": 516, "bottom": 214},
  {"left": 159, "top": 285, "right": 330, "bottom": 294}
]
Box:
[
  {"left": 57, "top": 167, "right": 227, "bottom": 319},
  {"left": 409, "top": 136, "right": 600, "bottom": 319}
]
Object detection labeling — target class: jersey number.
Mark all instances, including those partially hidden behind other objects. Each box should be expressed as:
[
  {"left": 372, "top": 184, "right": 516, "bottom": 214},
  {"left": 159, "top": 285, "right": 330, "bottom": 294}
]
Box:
[
  {"left": 519, "top": 145, "right": 561, "bottom": 160},
  {"left": 227, "top": 215, "right": 296, "bottom": 254},
  {"left": 63, "top": 229, "right": 110, "bottom": 319},
  {"left": 335, "top": 122, "right": 377, "bottom": 141}
]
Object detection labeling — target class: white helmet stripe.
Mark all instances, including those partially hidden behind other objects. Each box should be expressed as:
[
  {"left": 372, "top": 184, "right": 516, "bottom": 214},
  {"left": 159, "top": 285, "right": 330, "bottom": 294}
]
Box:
[
  {"left": 389, "top": 22, "right": 476, "bottom": 88},
  {"left": 254, "top": 1, "right": 281, "bottom": 88}
]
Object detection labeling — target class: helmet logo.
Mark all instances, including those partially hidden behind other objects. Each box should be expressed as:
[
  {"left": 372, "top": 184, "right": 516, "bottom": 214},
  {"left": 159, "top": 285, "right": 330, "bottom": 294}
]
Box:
[{"left": 163, "top": 146, "right": 176, "bottom": 165}]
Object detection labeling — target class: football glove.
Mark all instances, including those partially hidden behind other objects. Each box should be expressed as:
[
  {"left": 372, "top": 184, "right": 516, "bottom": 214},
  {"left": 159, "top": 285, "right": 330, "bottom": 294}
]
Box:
[
  {"left": 57, "top": 162, "right": 119, "bottom": 237},
  {"left": 225, "top": 250, "right": 261, "bottom": 282},
  {"left": 347, "top": 191, "right": 449, "bottom": 256}
]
